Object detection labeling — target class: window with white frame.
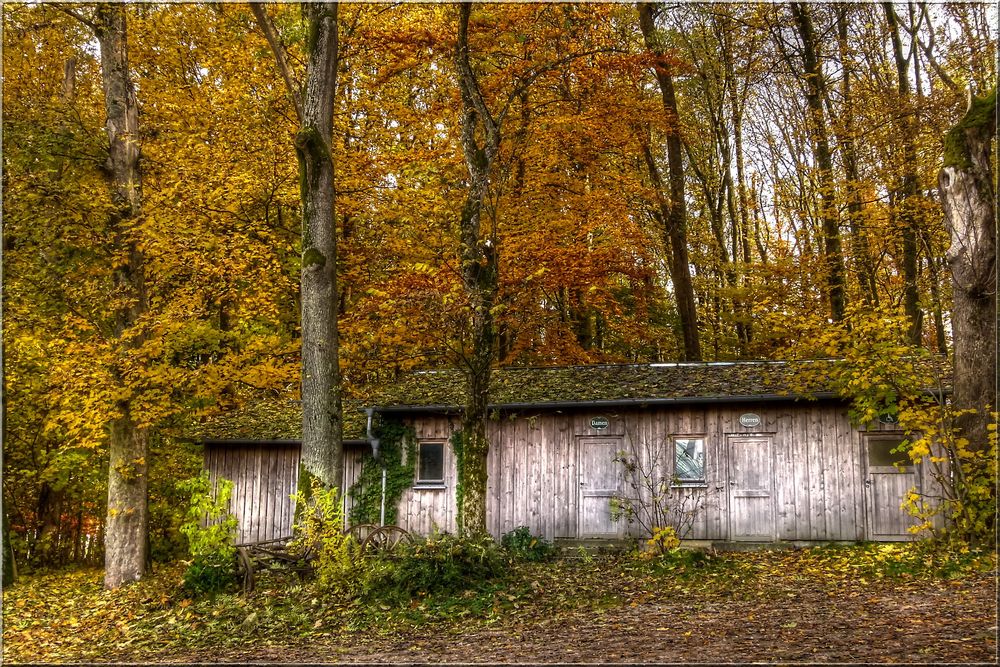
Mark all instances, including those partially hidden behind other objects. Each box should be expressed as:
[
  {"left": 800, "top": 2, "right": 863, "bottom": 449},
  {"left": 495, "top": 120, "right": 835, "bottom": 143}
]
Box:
[
  {"left": 673, "top": 436, "right": 705, "bottom": 484},
  {"left": 416, "top": 441, "right": 445, "bottom": 486}
]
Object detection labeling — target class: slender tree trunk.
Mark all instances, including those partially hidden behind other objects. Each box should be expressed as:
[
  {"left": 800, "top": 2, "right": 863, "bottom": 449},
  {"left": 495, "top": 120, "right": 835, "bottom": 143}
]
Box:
[
  {"left": 2, "top": 510, "right": 15, "bottom": 588},
  {"left": 91, "top": 4, "right": 149, "bottom": 589},
  {"left": 939, "top": 88, "right": 996, "bottom": 448},
  {"left": 835, "top": 6, "right": 879, "bottom": 307},
  {"left": 927, "top": 255, "right": 949, "bottom": 354},
  {"left": 637, "top": 2, "right": 701, "bottom": 361},
  {"left": 455, "top": 2, "right": 501, "bottom": 537},
  {"left": 727, "top": 51, "right": 753, "bottom": 352},
  {"left": 251, "top": 2, "right": 342, "bottom": 490},
  {"left": 791, "top": 2, "right": 846, "bottom": 323},
  {"left": 884, "top": 2, "right": 923, "bottom": 344}
]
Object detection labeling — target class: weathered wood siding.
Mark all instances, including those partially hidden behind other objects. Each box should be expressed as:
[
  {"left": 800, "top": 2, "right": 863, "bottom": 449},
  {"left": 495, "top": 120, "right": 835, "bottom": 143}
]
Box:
[
  {"left": 370, "top": 401, "right": 913, "bottom": 542},
  {"left": 215, "top": 401, "right": 922, "bottom": 544},
  {"left": 388, "top": 415, "right": 461, "bottom": 534},
  {"left": 206, "top": 442, "right": 368, "bottom": 545},
  {"left": 205, "top": 442, "right": 300, "bottom": 545}
]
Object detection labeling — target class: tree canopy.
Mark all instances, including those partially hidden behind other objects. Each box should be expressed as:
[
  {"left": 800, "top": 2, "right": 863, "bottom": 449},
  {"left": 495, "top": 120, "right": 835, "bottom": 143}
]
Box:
[{"left": 2, "top": 1, "right": 995, "bottom": 568}]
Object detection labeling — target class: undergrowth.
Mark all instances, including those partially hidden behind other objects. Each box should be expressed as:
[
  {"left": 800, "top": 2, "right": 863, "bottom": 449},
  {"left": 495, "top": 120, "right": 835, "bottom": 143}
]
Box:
[{"left": 3, "top": 541, "right": 993, "bottom": 663}]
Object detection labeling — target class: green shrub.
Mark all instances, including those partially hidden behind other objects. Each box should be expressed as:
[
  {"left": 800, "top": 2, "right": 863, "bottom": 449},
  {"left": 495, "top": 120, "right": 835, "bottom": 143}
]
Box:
[
  {"left": 181, "top": 552, "right": 238, "bottom": 595},
  {"left": 177, "top": 472, "right": 239, "bottom": 595},
  {"left": 289, "top": 478, "right": 357, "bottom": 596},
  {"left": 364, "top": 533, "right": 505, "bottom": 600},
  {"left": 501, "top": 526, "right": 554, "bottom": 562}
]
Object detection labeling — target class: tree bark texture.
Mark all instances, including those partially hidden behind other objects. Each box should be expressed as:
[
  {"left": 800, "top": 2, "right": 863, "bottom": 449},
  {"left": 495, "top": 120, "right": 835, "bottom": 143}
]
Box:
[
  {"left": 938, "top": 88, "right": 996, "bottom": 448},
  {"left": 791, "top": 2, "right": 846, "bottom": 323},
  {"left": 455, "top": 2, "right": 501, "bottom": 537},
  {"left": 637, "top": 2, "right": 702, "bottom": 361},
  {"left": 883, "top": 2, "right": 923, "bottom": 345},
  {"left": 93, "top": 4, "right": 149, "bottom": 590},
  {"left": 297, "top": 3, "right": 343, "bottom": 490}
]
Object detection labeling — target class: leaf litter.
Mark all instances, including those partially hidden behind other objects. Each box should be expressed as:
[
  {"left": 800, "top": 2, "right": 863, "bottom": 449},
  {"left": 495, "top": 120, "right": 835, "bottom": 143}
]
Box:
[{"left": 2, "top": 543, "right": 995, "bottom": 663}]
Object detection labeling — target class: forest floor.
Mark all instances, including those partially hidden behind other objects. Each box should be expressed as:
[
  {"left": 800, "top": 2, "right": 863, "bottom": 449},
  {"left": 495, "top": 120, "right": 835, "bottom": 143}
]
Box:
[{"left": 3, "top": 544, "right": 996, "bottom": 664}]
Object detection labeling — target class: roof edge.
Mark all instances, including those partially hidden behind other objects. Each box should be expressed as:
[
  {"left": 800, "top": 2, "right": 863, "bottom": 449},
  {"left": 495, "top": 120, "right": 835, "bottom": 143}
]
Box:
[{"left": 371, "top": 392, "right": 842, "bottom": 413}]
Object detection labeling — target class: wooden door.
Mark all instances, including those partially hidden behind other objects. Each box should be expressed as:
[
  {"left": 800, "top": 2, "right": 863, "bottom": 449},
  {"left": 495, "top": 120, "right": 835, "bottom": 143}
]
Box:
[
  {"left": 577, "top": 436, "right": 623, "bottom": 537},
  {"left": 864, "top": 436, "right": 919, "bottom": 540},
  {"left": 727, "top": 435, "right": 774, "bottom": 541}
]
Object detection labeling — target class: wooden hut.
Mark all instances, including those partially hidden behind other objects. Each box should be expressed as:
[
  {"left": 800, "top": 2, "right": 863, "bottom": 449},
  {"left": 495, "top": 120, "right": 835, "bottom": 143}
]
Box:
[{"left": 197, "top": 360, "right": 944, "bottom": 545}]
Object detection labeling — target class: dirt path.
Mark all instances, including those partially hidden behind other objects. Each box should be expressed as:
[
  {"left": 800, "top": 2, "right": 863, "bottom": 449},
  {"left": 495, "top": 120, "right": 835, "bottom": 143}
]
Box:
[{"left": 174, "top": 574, "right": 996, "bottom": 664}]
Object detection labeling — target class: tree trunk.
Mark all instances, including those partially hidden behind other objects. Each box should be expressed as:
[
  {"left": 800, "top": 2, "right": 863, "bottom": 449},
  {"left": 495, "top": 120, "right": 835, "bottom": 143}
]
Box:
[
  {"left": 637, "top": 2, "right": 701, "bottom": 361},
  {"left": 297, "top": 3, "right": 342, "bottom": 490},
  {"left": 835, "top": 6, "right": 878, "bottom": 308},
  {"left": 2, "top": 509, "right": 16, "bottom": 588},
  {"left": 939, "top": 88, "right": 996, "bottom": 448},
  {"left": 87, "top": 4, "right": 150, "bottom": 590},
  {"left": 791, "top": 2, "right": 846, "bottom": 323},
  {"left": 251, "top": 2, "right": 343, "bottom": 490},
  {"left": 455, "top": 2, "right": 501, "bottom": 537},
  {"left": 884, "top": 2, "right": 923, "bottom": 344}
]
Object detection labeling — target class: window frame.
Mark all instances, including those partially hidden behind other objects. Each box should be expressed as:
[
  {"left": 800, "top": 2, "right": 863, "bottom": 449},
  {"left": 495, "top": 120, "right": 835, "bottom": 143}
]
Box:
[
  {"left": 414, "top": 440, "right": 447, "bottom": 488},
  {"left": 864, "top": 434, "right": 914, "bottom": 473},
  {"left": 671, "top": 434, "right": 707, "bottom": 487}
]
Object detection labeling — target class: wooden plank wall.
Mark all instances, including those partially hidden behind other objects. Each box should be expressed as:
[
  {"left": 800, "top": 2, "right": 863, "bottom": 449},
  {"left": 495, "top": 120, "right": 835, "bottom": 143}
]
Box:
[
  {"left": 236, "top": 402, "right": 920, "bottom": 544},
  {"left": 205, "top": 443, "right": 299, "bottom": 545},
  {"left": 384, "top": 402, "right": 882, "bottom": 542},
  {"left": 392, "top": 416, "right": 461, "bottom": 535}
]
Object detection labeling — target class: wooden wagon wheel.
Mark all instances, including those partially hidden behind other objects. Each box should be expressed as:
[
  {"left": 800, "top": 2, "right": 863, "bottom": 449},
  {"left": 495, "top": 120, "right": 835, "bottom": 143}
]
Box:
[
  {"left": 236, "top": 546, "right": 256, "bottom": 594},
  {"left": 361, "top": 525, "right": 414, "bottom": 556},
  {"left": 343, "top": 523, "right": 379, "bottom": 545}
]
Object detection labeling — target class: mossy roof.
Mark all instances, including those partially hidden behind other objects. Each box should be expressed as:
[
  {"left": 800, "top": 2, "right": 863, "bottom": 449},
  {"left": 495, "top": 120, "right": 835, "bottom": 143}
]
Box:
[
  {"left": 188, "top": 358, "right": 949, "bottom": 441},
  {"left": 185, "top": 398, "right": 370, "bottom": 442},
  {"left": 369, "top": 360, "right": 842, "bottom": 409}
]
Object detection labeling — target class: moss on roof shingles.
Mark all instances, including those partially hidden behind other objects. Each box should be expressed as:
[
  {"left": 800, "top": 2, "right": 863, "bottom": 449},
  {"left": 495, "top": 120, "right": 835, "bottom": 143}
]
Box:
[
  {"left": 186, "top": 398, "right": 369, "bottom": 442},
  {"left": 370, "top": 360, "right": 839, "bottom": 408},
  {"left": 189, "top": 358, "right": 949, "bottom": 441}
]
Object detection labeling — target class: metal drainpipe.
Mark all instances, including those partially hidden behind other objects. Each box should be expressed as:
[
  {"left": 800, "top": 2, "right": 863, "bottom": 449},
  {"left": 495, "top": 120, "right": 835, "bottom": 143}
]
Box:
[{"left": 365, "top": 408, "right": 386, "bottom": 527}]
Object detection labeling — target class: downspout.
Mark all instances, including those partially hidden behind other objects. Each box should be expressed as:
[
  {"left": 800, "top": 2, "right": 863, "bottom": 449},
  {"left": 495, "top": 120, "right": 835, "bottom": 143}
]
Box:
[{"left": 365, "top": 408, "right": 386, "bottom": 527}]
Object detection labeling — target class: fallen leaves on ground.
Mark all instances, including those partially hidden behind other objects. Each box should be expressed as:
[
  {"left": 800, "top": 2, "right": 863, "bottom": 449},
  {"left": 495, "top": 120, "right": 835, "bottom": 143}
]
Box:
[{"left": 3, "top": 543, "right": 996, "bottom": 663}]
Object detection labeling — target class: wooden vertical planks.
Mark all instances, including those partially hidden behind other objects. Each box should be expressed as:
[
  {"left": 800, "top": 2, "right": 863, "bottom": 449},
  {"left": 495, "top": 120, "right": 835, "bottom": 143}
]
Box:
[{"left": 201, "top": 400, "right": 879, "bottom": 545}]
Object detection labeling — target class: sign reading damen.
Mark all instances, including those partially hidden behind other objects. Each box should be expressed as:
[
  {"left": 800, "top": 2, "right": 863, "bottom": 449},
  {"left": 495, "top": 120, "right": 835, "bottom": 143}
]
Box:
[
  {"left": 739, "top": 413, "right": 762, "bottom": 428},
  {"left": 590, "top": 416, "right": 609, "bottom": 430}
]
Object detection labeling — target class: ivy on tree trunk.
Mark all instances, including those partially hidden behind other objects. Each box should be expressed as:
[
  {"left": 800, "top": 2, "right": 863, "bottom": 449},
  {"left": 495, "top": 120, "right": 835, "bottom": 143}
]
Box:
[{"left": 454, "top": 2, "right": 501, "bottom": 537}]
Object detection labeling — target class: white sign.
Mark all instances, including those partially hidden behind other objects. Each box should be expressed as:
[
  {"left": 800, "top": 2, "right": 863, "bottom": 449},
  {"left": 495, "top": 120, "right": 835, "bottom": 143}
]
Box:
[
  {"left": 739, "top": 413, "right": 762, "bottom": 428},
  {"left": 590, "top": 417, "right": 609, "bottom": 430}
]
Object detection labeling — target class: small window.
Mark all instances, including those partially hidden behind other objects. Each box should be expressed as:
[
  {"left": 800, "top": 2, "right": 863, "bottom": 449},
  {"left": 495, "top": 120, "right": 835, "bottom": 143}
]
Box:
[
  {"left": 674, "top": 437, "right": 705, "bottom": 483},
  {"left": 867, "top": 438, "right": 911, "bottom": 468},
  {"left": 416, "top": 442, "right": 445, "bottom": 486}
]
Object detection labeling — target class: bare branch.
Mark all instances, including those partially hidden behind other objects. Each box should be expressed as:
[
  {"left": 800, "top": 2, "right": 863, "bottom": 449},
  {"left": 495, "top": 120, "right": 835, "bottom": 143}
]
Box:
[
  {"left": 900, "top": 3, "right": 961, "bottom": 93},
  {"left": 53, "top": 4, "right": 97, "bottom": 32},
  {"left": 249, "top": 2, "right": 303, "bottom": 122},
  {"left": 497, "top": 47, "right": 622, "bottom": 127}
]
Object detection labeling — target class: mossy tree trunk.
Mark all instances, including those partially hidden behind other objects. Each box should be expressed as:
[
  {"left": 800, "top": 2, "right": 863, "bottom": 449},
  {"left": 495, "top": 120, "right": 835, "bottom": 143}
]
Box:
[
  {"left": 252, "top": 2, "right": 343, "bottom": 490},
  {"left": 455, "top": 2, "right": 501, "bottom": 537},
  {"left": 939, "top": 88, "right": 996, "bottom": 449}
]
